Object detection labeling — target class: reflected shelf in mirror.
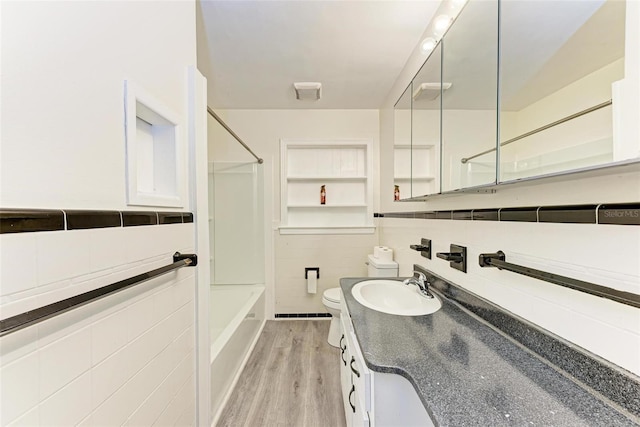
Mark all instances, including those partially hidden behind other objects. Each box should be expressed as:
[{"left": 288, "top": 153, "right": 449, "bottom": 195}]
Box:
[{"left": 401, "top": 158, "right": 640, "bottom": 202}]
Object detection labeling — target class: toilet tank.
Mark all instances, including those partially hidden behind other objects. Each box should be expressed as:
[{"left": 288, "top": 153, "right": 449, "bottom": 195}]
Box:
[{"left": 367, "top": 254, "right": 398, "bottom": 277}]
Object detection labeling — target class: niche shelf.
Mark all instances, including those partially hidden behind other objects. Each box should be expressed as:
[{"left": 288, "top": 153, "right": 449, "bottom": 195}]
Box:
[
  {"left": 393, "top": 143, "right": 438, "bottom": 199},
  {"left": 124, "top": 80, "right": 185, "bottom": 207},
  {"left": 280, "top": 139, "right": 374, "bottom": 235}
]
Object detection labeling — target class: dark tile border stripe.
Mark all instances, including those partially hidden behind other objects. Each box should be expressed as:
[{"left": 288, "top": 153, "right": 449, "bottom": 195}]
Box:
[
  {"left": 66, "top": 210, "right": 121, "bottom": 230},
  {"left": 472, "top": 209, "right": 499, "bottom": 221},
  {"left": 158, "top": 212, "right": 183, "bottom": 225},
  {"left": 598, "top": 203, "right": 640, "bottom": 225},
  {"left": 182, "top": 213, "right": 194, "bottom": 223},
  {"left": 435, "top": 211, "right": 452, "bottom": 220},
  {"left": 123, "top": 211, "right": 158, "bottom": 227},
  {"left": 0, "top": 209, "right": 65, "bottom": 234},
  {"left": 416, "top": 211, "right": 437, "bottom": 219},
  {"left": 377, "top": 201, "right": 640, "bottom": 225},
  {"left": 539, "top": 205, "right": 597, "bottom": 224},
  {"left": 275, "top": 313, "right": 332, "bottom": 318},
  {"left": 499, "top": 207, "right": 538, "bottom": 222},
  {"left": 0, "top": 209, "right": 194, "bottom": 234},
  {"left": 414, "top": 264, "right": 640, "bottom": 418},
  {"left": 452, "top": 210, "right": 472, "bottom": 220}
]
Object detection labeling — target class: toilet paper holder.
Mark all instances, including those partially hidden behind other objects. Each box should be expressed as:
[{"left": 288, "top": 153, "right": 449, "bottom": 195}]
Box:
[{"left": 305, "top": 267, "right": 320, "bottom": 279}]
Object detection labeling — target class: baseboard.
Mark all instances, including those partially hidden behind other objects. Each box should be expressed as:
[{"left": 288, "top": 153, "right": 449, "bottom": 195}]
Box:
[{"left": 275, "top": 313, "right": 332, "bottom": 318}]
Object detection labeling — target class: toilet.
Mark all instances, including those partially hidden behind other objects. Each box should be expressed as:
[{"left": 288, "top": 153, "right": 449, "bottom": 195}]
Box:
[{"left": 323, "top": 254, "right": 398, "bottom": 347}]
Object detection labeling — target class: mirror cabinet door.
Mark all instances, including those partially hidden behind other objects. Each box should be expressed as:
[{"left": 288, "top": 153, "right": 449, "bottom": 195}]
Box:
[
  {"left": 411, "top": 42, "right": 442, "bottom": 197},
  {"left": 499, "top": 0, "right": 627, "bottom": 182},
  {"left": 393, "top": 84, "right": 413, "bottom": 200},
  {"left": 441, "top": 0, "right": 499, "bottom": 192}
]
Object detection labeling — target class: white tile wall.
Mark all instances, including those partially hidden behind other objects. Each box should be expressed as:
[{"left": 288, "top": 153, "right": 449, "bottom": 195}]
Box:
[
  {"left": 0, "top": 351, "right": 40, "bottom": 423},
  {"left": 274, "top": 232, "right": 379, "bottom": 313},
  {"left": 152, "top": 373, "right": 196, "bottom": 426},
  {"left": 39, "top": 326, "right": 92, "bottom": 400},
  {"left": 91, "top": 307, "right": 128, "bottom": 365},
  {"left": 39, "top": 371, "right": 92, "bottom": 426},
  {"left": 0, "top": 224, "right": 197, "bottom": 426},
  {"left": 124, "top": 349, "right": 195, "bottom": 426},
  {"left": 0, "top": 233, "right": 38, "bottom": 295},
  {"left": 378, "top": 217, "right": 640, "bottom": 375},
  {"left": 6, "top": 407, "right": 39, "bottom": 427}
]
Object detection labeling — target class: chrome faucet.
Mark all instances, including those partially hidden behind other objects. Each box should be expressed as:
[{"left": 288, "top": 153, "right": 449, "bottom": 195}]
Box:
[{"left": 403, "top": 271, "right": 434, "bottom": 299}]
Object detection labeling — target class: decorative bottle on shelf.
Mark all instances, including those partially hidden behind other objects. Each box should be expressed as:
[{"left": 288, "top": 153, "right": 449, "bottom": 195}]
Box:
[
  {"left": 320, "top": 185, "right": 326, "bottom": 205},
  {"left": 394, "top": 185, "right": 400, "bottom": 201}
]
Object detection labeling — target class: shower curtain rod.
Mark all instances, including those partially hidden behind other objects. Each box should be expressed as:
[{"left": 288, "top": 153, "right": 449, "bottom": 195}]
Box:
[{"left": 207, "top": 106, "right": 264, "bottom": 164}]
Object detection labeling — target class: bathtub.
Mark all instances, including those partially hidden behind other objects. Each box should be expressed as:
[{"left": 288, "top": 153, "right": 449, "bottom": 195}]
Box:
[{"left": 210, "top": 284, "right": 265, "bottom": 425}]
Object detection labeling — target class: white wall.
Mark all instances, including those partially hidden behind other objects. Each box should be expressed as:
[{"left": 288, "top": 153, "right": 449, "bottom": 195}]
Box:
[
  {"left": 208, "top": 109, "right": 379, "bottom": 314},
  {"left": 0, "top": 0, "right": 195, "bottom": 210},
  {"left": 0, "top": 1, "right": 199, "bottom": 425},
  {"left": 378, "top": 167, "right": 640, "bottom": 375}
]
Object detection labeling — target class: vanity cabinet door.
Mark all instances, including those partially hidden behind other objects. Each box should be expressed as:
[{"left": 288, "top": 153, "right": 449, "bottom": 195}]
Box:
[
  {"left": 346, "top": 328, "right": 371, "bottom": 427},
  {"left": 341, "top": 299, "right": 371, "bottom": 426},
  {"left": 340, "top": 316, "right": 354, "bottom": 427}
]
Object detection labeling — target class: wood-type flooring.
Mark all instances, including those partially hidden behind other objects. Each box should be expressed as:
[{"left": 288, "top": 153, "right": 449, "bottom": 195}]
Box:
[{"left": 216, "top": 320, "right": 347, "bottom": 427}]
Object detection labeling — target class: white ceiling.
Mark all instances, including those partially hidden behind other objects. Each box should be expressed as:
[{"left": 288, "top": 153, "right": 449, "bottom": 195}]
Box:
[{"left": 197, "top": 0, "right": 440, "bottom": 109}]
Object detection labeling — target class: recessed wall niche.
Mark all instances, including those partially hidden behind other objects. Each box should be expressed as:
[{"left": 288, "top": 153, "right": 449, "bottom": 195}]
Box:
[{"left": 124, "top": 80, "right": 185, "bottom": 207}]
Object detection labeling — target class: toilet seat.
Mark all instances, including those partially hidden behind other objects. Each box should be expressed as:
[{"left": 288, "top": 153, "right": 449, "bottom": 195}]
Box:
[{"left": 323, "top": 287, "right": 341, "bottom": 304}]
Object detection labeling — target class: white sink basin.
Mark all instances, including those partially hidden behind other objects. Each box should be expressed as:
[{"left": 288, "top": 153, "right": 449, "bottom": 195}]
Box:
[{"left": 351, "top": 279, "right": 442, "bottom": 316}]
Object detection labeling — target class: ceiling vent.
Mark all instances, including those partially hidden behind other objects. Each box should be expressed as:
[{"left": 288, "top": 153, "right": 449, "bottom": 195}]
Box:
[
  {"left": 413, "top": 82, "right": 452, "bottom": 101},
  {"left": 294, "top": 82, "right": 322, "bottom": 100}
]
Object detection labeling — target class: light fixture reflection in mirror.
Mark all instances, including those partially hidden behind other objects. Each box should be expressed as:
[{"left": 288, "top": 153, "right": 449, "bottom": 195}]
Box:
[
  {"left": 421, "top": 37, "right": 437, "bottom": 54},
  {"left": 417, "top": 0, "right": 469, "bottom": 57},
  {"left": 433, "top": 14, "right": 453, "bottom": 36}
]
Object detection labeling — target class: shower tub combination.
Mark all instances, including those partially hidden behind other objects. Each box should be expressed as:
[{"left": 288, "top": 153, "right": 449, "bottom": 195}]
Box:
[
  {"left": 210, "top": 284, "right": 265, "bottom": 423},
  {"left": 208, "top": 162, "right": 267, "bottom": 425}
]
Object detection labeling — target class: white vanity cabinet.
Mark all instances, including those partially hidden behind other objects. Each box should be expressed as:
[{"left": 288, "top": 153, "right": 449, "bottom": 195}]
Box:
[
  {"left": 340, "top": 305, "right": 371, "bottom": 427},
  {"left": 340, "top": 292, "right": 434, "bottom": 427}
]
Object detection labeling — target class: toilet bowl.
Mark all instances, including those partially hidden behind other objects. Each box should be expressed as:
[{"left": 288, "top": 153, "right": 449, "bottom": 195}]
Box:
[
  {"left": 322, "top": 288, "right": 342, "bottom": 347},
  {"left": 322, "top": 254, "right": 399, "bottom": 347}
]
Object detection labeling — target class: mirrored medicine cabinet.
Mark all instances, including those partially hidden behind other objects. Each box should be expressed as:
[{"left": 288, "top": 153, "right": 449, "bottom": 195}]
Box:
[{"left": 393, "top": 0, "right": 638, "bottom": 201}]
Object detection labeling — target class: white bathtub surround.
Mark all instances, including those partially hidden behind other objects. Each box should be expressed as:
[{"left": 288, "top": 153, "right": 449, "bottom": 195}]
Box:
[{"left": 209, "top": 285, "right": 266, "bottom": 425}]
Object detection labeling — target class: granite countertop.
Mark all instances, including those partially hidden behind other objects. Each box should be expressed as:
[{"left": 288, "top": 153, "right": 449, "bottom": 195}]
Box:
[{"left": 340, "top": 277, "right": 639, "bottom": 427}]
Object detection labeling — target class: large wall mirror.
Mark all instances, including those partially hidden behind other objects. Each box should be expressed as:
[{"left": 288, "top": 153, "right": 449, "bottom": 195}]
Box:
[
  {"left": 498, "top": 0, "right": 627, "bottom": 182},
  {"left": 442, "top": 0, "right": 499, "bottom": 191},
  {"left": 393, "top": 84, "right": 413, "bottom": 200},
  {"left": 393, "top": 0, "right": 638, "bottom": 200},
  {"left": 411, "top": 42, "right": 442, "bottom": 196}
]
